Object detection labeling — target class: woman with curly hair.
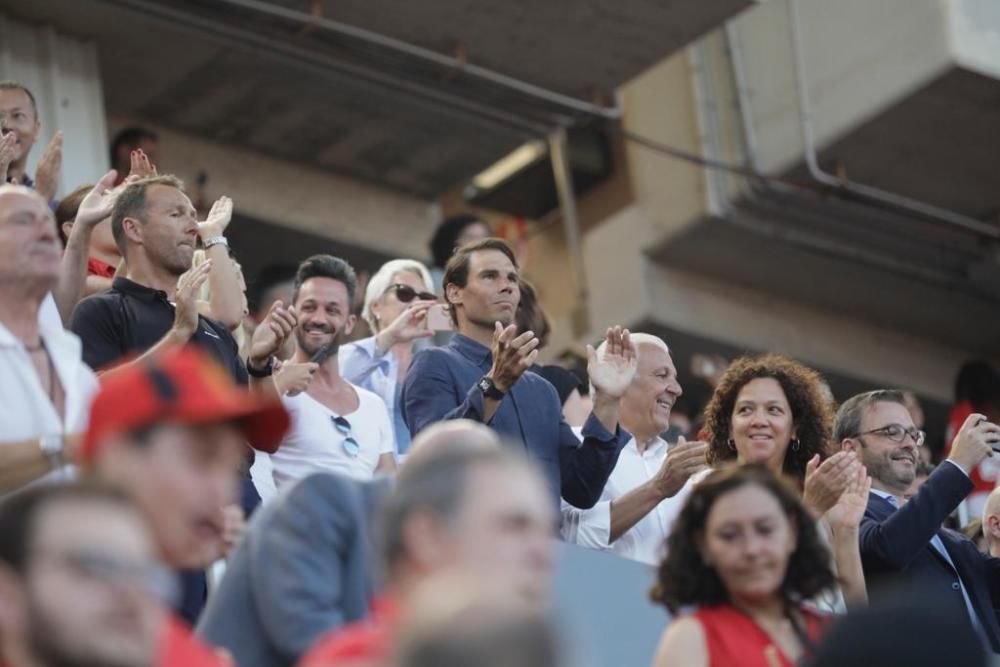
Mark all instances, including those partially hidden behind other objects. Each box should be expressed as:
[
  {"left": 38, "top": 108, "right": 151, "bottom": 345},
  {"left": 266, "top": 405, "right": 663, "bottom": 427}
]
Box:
[
  {"left": 697, "top": 353, "right": 869, "bottom": 609},
  {"left": 650, "top": 465, "right": 867, "bottom": 667}
]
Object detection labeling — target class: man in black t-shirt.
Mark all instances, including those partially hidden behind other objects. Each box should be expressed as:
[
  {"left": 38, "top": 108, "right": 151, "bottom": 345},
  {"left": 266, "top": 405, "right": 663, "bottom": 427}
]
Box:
[{"left": 69, "top": 174, "right": 295, "bottom": 624}]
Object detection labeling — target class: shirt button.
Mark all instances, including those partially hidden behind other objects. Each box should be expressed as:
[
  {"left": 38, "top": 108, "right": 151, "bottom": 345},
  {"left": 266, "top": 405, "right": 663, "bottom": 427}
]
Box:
[{"left": 952, "top": 582, "right": 961, "bottom": 590}]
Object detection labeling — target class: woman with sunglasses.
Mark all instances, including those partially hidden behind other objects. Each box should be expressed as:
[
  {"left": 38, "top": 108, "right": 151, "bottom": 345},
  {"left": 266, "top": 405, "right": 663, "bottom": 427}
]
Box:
[
  {"left": 698, "top": 354, "right": 869, "bottom": 611},
  {"left": 340, "top": 259, "right": 439, "bottom": 458}
]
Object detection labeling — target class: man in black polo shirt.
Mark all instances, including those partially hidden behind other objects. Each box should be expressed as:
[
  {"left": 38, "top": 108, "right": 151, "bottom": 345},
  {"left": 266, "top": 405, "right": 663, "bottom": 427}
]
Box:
[{"left": 68, "top": 174, "right": 295, "bottom": 623}]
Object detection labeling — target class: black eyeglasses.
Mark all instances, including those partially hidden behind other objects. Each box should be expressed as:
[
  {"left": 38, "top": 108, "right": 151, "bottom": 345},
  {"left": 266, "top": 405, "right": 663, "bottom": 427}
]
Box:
[
  {"left": 852, "top": 423, "right": 926, "bottom": 446},
  {"left": 386, "top": 283, "right": 437, "bottom": 304},
  {"left": 331, "top": 416, "right": 361, "bottom": 457}
]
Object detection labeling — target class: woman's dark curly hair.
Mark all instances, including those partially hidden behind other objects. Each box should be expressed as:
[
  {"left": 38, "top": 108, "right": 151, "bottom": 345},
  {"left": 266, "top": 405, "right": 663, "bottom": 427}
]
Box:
[
  {"left": 703, "top": 354, "right": 833, "bottom": 481},
  {"left": 651, "top": 464, "right": 836, "bottom": 613}
]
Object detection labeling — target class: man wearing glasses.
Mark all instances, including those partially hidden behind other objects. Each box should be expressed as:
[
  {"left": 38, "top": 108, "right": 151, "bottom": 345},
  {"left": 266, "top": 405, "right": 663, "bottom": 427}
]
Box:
[
  {"left": 265, "top": 254, "right": 397, "bottom": 491},
  {"left": 835, "top": 389, "right": 1000, "bottom": 652},
  {"left": 0, "top": 482, "right": 224, "bottom": 667}
]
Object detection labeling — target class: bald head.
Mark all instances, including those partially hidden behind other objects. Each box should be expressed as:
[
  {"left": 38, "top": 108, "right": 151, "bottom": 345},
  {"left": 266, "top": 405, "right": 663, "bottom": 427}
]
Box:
[
  {"left": 0, "top": 184, "right": 60, "bottom": 292},
  {"left": 405, "top": 420, "right": 501, "bottom": 468},
  {"left": 983, "top": 487, "right": 1000, "bottom": 557}
]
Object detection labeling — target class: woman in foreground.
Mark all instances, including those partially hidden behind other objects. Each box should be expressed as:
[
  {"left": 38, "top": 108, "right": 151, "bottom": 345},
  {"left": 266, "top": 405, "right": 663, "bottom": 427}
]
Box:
[{"left": 650, "top": 464, "right": 866, "bottom": 667}]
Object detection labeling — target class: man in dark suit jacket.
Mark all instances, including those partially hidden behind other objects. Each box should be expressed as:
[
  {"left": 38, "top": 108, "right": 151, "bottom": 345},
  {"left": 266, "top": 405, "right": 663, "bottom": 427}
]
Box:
[
  {"left": 402, "top": 238, "right": 635, "bottom": 509},
  {"left": 835, "top": 389, "right": 1000, "bottom": 652},
  {"left": 196, "top": 472, "right": 388, "bottom": 667}
]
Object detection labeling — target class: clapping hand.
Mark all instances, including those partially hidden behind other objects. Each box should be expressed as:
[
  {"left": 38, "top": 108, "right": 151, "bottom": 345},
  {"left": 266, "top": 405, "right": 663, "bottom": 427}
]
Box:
[
  {"left": 128, "top": 148, "right": 157, "bottom": 181},
  {"left": 74, "top": 170, "right": 122, "bottom": 229},
  {"left": 198, "top": 196, "right": 233, "bottom": 242},
  {"left": 587, "top": 326, "right": 637, "bottom": 399},
  {"left": 0, "top": 131, "right": 15, "bottom": 183},
  {"left": 488, "top": 323, "right": 539, "bottom": 393},
  {"left": 34, "top": 131, "right": 63, "bottom": 202},
  {"left": 654, "top": 436, "right": 709, "bottom": 499},
  {"left": 173, "top": 260, "right": 212, "bottom": 339},
  {"left": 248, "top": 301, "right": 297, "bottom": 369},
  {"left": 803, "top": 451, "right": 860, "bottom": 517},
  {"left": 825, "top": 464, "right": 872, "bottom": 533}
]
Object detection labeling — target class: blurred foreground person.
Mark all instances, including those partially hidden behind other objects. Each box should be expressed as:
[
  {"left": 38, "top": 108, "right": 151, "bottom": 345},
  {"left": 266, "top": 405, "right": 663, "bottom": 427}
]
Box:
[
  {"left": 394, "top": 572, "right": 562, "bottom": 667},
  {"left": 651, "top": 466, "right": 840, "bottom": 667},
  {"left": 300, "top": 444, "right": 555, "bottom": 667},
  {"left": 82, "top": 346, "right": 288, "bottom": 641},
  {"left": 0, "top": 483, "right": 166, "bottom": 667},
  {"left": 199, "top": 419, "right": 499, "bottom": 667},
  {"left": 804, "top": 589, "right": 987, "bottom": 667}
]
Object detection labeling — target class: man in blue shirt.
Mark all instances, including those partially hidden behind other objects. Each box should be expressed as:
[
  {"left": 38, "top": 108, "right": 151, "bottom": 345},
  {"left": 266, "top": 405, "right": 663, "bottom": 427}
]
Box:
[{"left": 401, "top": 238, "right": 636, "bottom": 509}]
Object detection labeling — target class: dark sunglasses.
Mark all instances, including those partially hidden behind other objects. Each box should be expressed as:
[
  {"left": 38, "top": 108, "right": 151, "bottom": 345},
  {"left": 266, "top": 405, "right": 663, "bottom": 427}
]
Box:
[
  {"left": 387, "top": 283, "right": 437, "bottom": 303},
  {"left": 331, "top": 416, "right": 361, "bottom": 458}
]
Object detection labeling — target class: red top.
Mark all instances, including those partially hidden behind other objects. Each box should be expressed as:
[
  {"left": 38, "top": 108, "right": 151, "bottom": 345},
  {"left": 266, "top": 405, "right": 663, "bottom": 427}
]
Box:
[
  {"left": 87, "top": 257, "right": 117, "bottom": 279},
  {"left": 159, "top": 615, "right": 231, "bottom": 667},
  {"left": 694, "top": 604, "right": 827, "bottom": 667},
  {"left": 298, "top": 597, "right": 399, "bottom": 667}
]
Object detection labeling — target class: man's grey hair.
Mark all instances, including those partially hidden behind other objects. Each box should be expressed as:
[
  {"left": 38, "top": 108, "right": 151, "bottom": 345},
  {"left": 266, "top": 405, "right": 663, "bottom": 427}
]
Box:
[
  {"left": 362, "top": 258, "right": 434, "bottom": 332},
  {"left": 833, "top": 389, "right": 907, "bottom": 444},
  {"left": 380, "top": 443, "right": 533, "bottom": 570}
]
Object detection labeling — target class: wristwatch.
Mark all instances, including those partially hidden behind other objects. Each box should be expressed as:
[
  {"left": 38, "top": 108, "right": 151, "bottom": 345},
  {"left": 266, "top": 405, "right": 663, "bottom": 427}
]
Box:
[
  {"left": 477, "top": 375, "right": 506, "bottom": 400},
  {"left": 204, "top": 236, "right": 229, "bottom": 250},
  {"left": 38, "top": 434, "right": 65, "bottom": 470},
  {"left": 246, "top": 356, "right": 274, "bottom": 378}
]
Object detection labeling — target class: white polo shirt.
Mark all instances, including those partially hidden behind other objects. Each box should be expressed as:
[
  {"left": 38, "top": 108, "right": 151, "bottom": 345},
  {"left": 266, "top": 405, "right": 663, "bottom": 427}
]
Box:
[
  {"left": 1, "top": 295, "right": 99, "bottom": 487},
  {"left": 561, "top": 435, "right": 695, "bottom": 566},
  {"left": 269, "top": 383, "right": 394, "bottom": 487}
]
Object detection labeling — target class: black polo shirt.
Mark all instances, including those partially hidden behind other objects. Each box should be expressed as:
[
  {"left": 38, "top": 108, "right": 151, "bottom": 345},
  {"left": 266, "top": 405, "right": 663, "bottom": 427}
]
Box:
[{"left": 69, "top": 277, "right": 248, "bottom": 385}]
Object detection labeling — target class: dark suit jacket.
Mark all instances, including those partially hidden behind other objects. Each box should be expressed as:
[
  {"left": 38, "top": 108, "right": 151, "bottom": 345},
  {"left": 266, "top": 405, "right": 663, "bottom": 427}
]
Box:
[
  {"left": 859, "top": 462, "right": 1000, "bottom": 652},
  {"left": 401, "top": 333, "right": 627, "bottom": 509},
  {"left": 196, "top": 473, "right": 390, "bottom": 667}
]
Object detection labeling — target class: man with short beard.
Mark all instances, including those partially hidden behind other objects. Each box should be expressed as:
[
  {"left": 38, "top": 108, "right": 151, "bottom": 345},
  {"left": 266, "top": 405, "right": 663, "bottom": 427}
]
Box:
[
  {"left": 265, "top": 254, "right": 396, "bottom": 489},
  {"left": 836, "top": 389, "right": 1000, "bottom": 652}
]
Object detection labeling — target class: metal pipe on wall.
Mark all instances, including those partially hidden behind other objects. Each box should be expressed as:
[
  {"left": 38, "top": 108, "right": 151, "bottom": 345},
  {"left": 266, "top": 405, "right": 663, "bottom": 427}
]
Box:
[
  {"left": 549, "top": 127, "right": 590, "bottom": 337},
  {"left": 211, "top": 0, "right": 624, "bottom": 121},
  {"left": 786, "top": 0, "right": 1000, "bottom": 241}
]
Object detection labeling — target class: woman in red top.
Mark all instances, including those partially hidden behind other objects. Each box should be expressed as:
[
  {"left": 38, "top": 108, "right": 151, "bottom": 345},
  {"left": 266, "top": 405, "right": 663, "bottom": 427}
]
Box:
[{"left": 650, "top": 465, "right": 858, "bottom": 667}]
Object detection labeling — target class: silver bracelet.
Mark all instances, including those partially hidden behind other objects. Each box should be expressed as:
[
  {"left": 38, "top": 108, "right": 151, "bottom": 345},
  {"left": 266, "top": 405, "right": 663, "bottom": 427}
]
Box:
[{"left": 204, "top": 236, "right": 229, "bottom": 250}]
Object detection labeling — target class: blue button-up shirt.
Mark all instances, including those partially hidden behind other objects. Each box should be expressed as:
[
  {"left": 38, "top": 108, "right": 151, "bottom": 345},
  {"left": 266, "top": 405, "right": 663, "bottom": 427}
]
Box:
[
  {"left": 339, "top": 335, "right": 412, "bottom": 456},
  {"left": 401, "top": 333, "right": 627, "bottom": 509}
]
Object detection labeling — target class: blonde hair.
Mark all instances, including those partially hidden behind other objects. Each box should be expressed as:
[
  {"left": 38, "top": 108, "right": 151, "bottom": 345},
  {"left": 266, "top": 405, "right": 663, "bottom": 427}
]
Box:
[{"left": 362, "top": 258, "right": 434, "bottom": 332}]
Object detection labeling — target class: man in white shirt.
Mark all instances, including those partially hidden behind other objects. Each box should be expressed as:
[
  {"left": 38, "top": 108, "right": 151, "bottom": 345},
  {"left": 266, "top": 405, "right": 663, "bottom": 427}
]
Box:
[
  {"left": 266, "top": 255, "right": 396, "bottom": 489},
  {"left": 0, "top": 184, "right": 99, "bottom": 492},
  {"left": 561, "top": 333, "right": 708, "bottom": 565}
]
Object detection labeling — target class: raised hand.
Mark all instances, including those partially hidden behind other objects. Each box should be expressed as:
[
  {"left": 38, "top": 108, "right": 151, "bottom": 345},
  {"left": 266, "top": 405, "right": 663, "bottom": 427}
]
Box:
[
  {"left": 654, "top": 436, "right": 709, "bottom": 499},
  {"left": 34, "top": 131, "right": 63, "bottom": 202},
  {"left": 248, "top": 301, "right": 297, "bottom": 368},
  {"left": 375, "top": 300, "right": 436, "bottom": 352},
  {"left": 0, "top": 131, "right": 16, "bottom": 183},
  {"left": 173, "top": 260, "right": 212, "bottom": 339},
  {"left": 73, "top": 170, "right": 121, "bottom": 228},
  {"left": 802, "top": 451, "right": 860, "bottom": 517},
  {"left": 825, "top": 464, "right": 872, "bottom": 533},
  {"left": 949, "top": 413, "right": 1000, "bottom": 474},
  {"left": 274, "top": 359, "right": 319, "bottom": 396},
  {"left": 128, "top": 148, "right": 157, "bottom": 181},
  {"left": 487, "top": 322, "right": 539, "bottom": 393},
  {"left": 197, "top": 196, "right": 233, "bottom": 242},
  {"left": 587, "top": 326, "right": 637, "bottom": 399}
]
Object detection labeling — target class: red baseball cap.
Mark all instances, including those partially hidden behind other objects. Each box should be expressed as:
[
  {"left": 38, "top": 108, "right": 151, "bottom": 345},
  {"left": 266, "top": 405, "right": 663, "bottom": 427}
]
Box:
[{"left": 83, "top": 347, "right": 289, "bottom": 463}]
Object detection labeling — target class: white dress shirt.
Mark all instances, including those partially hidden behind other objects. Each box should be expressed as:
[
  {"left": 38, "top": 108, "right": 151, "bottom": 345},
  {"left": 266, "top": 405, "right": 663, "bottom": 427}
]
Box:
[
  {"left": 268, "top": 384, "right": 395, "bottom": 488},
  {"left": 0, "top": 295, "right": 98, "bottom": 487},
  {"left": 561, "top": 435, "right": 694, "bottom": 566}
]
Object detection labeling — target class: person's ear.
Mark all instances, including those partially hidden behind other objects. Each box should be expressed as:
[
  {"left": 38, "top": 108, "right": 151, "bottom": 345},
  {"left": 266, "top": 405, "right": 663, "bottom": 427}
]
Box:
[
  {"left": 122, "top": 216, "right": 144, "bottom": 247},
  {"left": 344, "top": 313, "right": 357, "bottom": 336},
  {"left": 842, "top": 438, "right": 860, "bottom": 454},
  {"left": 61, "top": 221, "right": 73, "bottom": 242}
]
